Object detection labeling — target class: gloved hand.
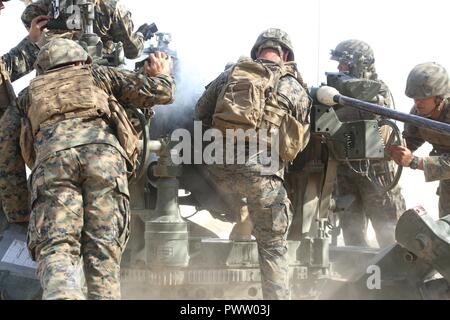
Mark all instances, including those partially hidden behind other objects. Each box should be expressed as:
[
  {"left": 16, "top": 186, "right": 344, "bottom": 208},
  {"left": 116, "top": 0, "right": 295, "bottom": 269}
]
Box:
[{"left": 136, "top": 22, "right": 158, "bottom": 41}]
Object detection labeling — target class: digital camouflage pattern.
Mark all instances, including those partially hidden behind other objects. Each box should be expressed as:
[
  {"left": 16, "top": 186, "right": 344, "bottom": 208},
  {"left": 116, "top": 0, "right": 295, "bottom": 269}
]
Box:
[
  {"left": 34, "top": 37, "right": 90, "bottom": 73},
  {"left": 29, "top": 144, "right": 129, "bottom": 300},
  {"left": 21, "top": 0, "right": 144, "bottom": 59},
  {"left": 251, "top": 28, "right": 295, "bottom": 62},
  {"left": 423, "top": 154, "right": 450, "bottom": 182},
  {"left": 16, "top": 40, "right": 175, "bottom": 299},
  {"left": 0, "top": 103, "right": 29, "bottom": 223},
  {"left": 0, "top": 53, "right": 174, "bottom": 223},
  {"left": 1, "top": 36, "right": 40, "bottom": 114},
  {"left": 404, "top": 98, "right": 450, "bottom": 218},
  {"left": 405, "top": 62, "right": 449, "bottom": 99},
  {"left": 0, "top": 37, "right": 40, "bottom": 223},
  {"left": 20, "top": 63, "right": 175, "bottom": 166},
  {"left": 207, "top": 157, "right": 293, "bottom": 300},
  {"left": 195, "top": 41, "right": 310, "bottom": 298}
]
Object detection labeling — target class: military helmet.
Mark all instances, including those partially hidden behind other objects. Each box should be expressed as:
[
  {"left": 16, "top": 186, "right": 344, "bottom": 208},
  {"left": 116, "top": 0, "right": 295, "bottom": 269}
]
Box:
[
  {"left": 251, "top": 28, "right": 295, "bottom": 61},
  {"left": 35, "top": 38, "right": 92, "bottom": 73},
  {"left": 330, "top": 39, "right": 374, "bottom": 66},
  {"left": 405, "top": 62, "right": 450, "bottom": 99}
]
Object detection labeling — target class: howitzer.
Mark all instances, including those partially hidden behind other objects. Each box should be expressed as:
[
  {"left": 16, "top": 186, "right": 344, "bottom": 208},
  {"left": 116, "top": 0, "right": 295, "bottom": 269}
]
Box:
[
  {"left": 316, "top": 86, "right": 450, "bottom": 136},
  {"left": 307, "top": 84, "right": 450, "bottom": 195}
]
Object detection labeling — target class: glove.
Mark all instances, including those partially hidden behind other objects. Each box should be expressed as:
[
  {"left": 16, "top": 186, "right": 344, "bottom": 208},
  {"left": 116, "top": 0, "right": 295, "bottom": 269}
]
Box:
[{"left": 136, "top": 23, "right": 158, "bottom": 41}]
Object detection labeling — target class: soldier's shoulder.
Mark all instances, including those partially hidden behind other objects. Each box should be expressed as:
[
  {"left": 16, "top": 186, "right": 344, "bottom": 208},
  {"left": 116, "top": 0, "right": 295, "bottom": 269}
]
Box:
[{"left": 279, "top": 74, "right": 306, "bottom": 92}]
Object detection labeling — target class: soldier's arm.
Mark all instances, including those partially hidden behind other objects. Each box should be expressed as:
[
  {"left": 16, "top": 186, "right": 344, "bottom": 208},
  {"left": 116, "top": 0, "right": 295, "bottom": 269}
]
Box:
[
  {"left": 92, "top": 65, "right": 175, "bottom": 108},
  {"left": 422, "top": 154, "right": 450, "bottom": 182},
  {"left": 21, "top": 0, "right": 50, "bottom": 29},
  {"left": 195, "top": 71, "right": 229, "bottom": 127},
  {"left": 16, "top": 87, "right": 30, "bottom": 114},
  {"left": 277, "top": 76, "right": 312, "bottom": 149},
  {"left": 108, "top": 1, "right": 144, "bottom": 59},
  {"left": 0, "top": 98, "right": 30, "bottom": 223},
  {"left": 1, "top": 37, "right": 40, "bottom": 82},
  {"left": 277, "top": 76, "right": 311, "bottom": 125}
]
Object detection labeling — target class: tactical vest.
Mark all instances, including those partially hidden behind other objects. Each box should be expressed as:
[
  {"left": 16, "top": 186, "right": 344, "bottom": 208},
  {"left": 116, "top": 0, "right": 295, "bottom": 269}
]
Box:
[
  {"left": 212, "top": 58, "right": 305, "bottom": 162},
  {"left": 21, "top": 65, "right": 140, "bottom": 173},
  {"left": 28, "top": 65, "right": 111, "bottom": 135}
]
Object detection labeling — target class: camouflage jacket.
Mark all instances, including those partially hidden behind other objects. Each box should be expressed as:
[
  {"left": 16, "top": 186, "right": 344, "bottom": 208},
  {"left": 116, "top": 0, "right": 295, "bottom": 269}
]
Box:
[
  {"left": 21, "top": 0, "right": 144, "bottom": 59},
  {"left": 403, "top": 99, "right": 450, "bottom": 155},
  {"left": 423, "top": 154, "right": 450, "bottom": 182},
  {"left": 1, "top": 37, "right": 40, "bottom": 114},
  {"left": 0, "top": 38, "right": 40, "bottom": 223},
  {"left": 18, "top": 64, "right": 175, "bottom": 166},
  {"left": 404, "top": 100, "right": 450, "bottom": 182},
  {"left": 1, "top": 36, "right": 40, "bottom": 82},
  {"left": 195, "top": 60, "right": 311, "bottom": 128}
]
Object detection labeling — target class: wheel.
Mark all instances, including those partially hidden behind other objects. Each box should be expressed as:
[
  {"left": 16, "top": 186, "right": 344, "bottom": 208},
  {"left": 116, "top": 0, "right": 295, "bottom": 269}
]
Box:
[{"left": 367, "top": 119, "right": 403, "bottom": 192}]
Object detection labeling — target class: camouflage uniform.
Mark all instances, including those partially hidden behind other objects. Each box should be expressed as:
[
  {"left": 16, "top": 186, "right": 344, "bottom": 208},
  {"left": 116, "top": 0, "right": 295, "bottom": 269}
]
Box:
[
  {"left": 423, "top": 154, "right": 450, "bottom": 182},
  {"left": 403, "top": 62, "right": 450, "bottom": 218},
  {"left": 195, "top": 29, "right": 311, "bottom": 300},
  {"left": 21, "top": 0, "right": 144, "bottom": 59},
  {"left": 330, "top": 39, "right": 406, "bottom": 247},
  {"left": 0, "top": 38, "right": 40, "bottom": 223},
  {"left": 0, "top": 0, "right": 143, "bottom": 223},
  {"left": 404, "top": 102, "right": 450, "bottom": 218},
  {"left": 18, "top": 39, "right": 174, "bottom": 300}
]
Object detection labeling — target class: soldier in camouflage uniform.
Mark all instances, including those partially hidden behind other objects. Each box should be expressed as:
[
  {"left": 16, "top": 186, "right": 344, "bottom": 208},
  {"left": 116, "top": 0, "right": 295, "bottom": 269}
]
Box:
[
  {"left": 0, "top": 0, "right": 144, "bottom": 224},
  {"left": 21, "top": 0, "right": 145, "bottom": 59},
  {"left": 195, "top": 29, "right": 311, "bottom": 300},
  {"left": 0, "top": 10, "right": 51, "bottom": 224},
  {"left": 389, "top": 62, "right": 450, "bottom": 218},
  {"left": 17, "top": 38, "right": 174, "bottom": 299},
  {"left": 330, "top": 39, "right": 406, "bottom": 247}
]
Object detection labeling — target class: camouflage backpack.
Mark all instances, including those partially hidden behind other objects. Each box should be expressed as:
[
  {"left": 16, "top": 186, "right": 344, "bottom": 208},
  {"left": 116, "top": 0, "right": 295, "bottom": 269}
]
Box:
[{"left": 212, "top": 58, "right": 305, "bottom": 161}]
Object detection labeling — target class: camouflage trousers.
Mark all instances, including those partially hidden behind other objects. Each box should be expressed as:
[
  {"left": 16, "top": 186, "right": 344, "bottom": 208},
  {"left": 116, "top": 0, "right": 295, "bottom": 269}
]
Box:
[
  {"left": 438, "top": 179, "right": 450, "bottom": 218},
  {"left": 336, "top": 165, "right": 406, "bottom": 247},
  {"left": 207, "top": 163, "right": 292, "bottom": 300},
  {"left": 27, "top": 144, "right": 130, "bottom": 300}
]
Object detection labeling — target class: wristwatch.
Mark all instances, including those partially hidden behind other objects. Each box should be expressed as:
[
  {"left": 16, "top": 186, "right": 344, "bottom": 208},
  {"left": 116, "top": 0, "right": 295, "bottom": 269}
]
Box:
[{"left": 409, "top": 156, "right": 420, "bottom": 170}]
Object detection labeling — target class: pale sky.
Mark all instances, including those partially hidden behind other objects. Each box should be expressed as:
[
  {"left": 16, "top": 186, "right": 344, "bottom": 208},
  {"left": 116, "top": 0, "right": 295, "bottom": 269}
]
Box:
[{"left": 1, "top": 0, "right": 445, "bottom": 218}]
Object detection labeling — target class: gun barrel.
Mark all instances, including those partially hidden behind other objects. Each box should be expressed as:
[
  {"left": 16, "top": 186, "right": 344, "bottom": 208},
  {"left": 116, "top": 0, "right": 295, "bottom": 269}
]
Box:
[
  {"left": 336, "top": 95, "right": 450, "bottom": 136},
  {"left": 316, "top": 86, "right": 450, "bottom": 136}
]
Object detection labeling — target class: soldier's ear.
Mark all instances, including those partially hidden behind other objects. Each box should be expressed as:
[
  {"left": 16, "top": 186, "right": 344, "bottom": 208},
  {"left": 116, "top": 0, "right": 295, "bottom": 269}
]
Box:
[{"left": 283, "top": 50, "right": 289, "bottom": 62}]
